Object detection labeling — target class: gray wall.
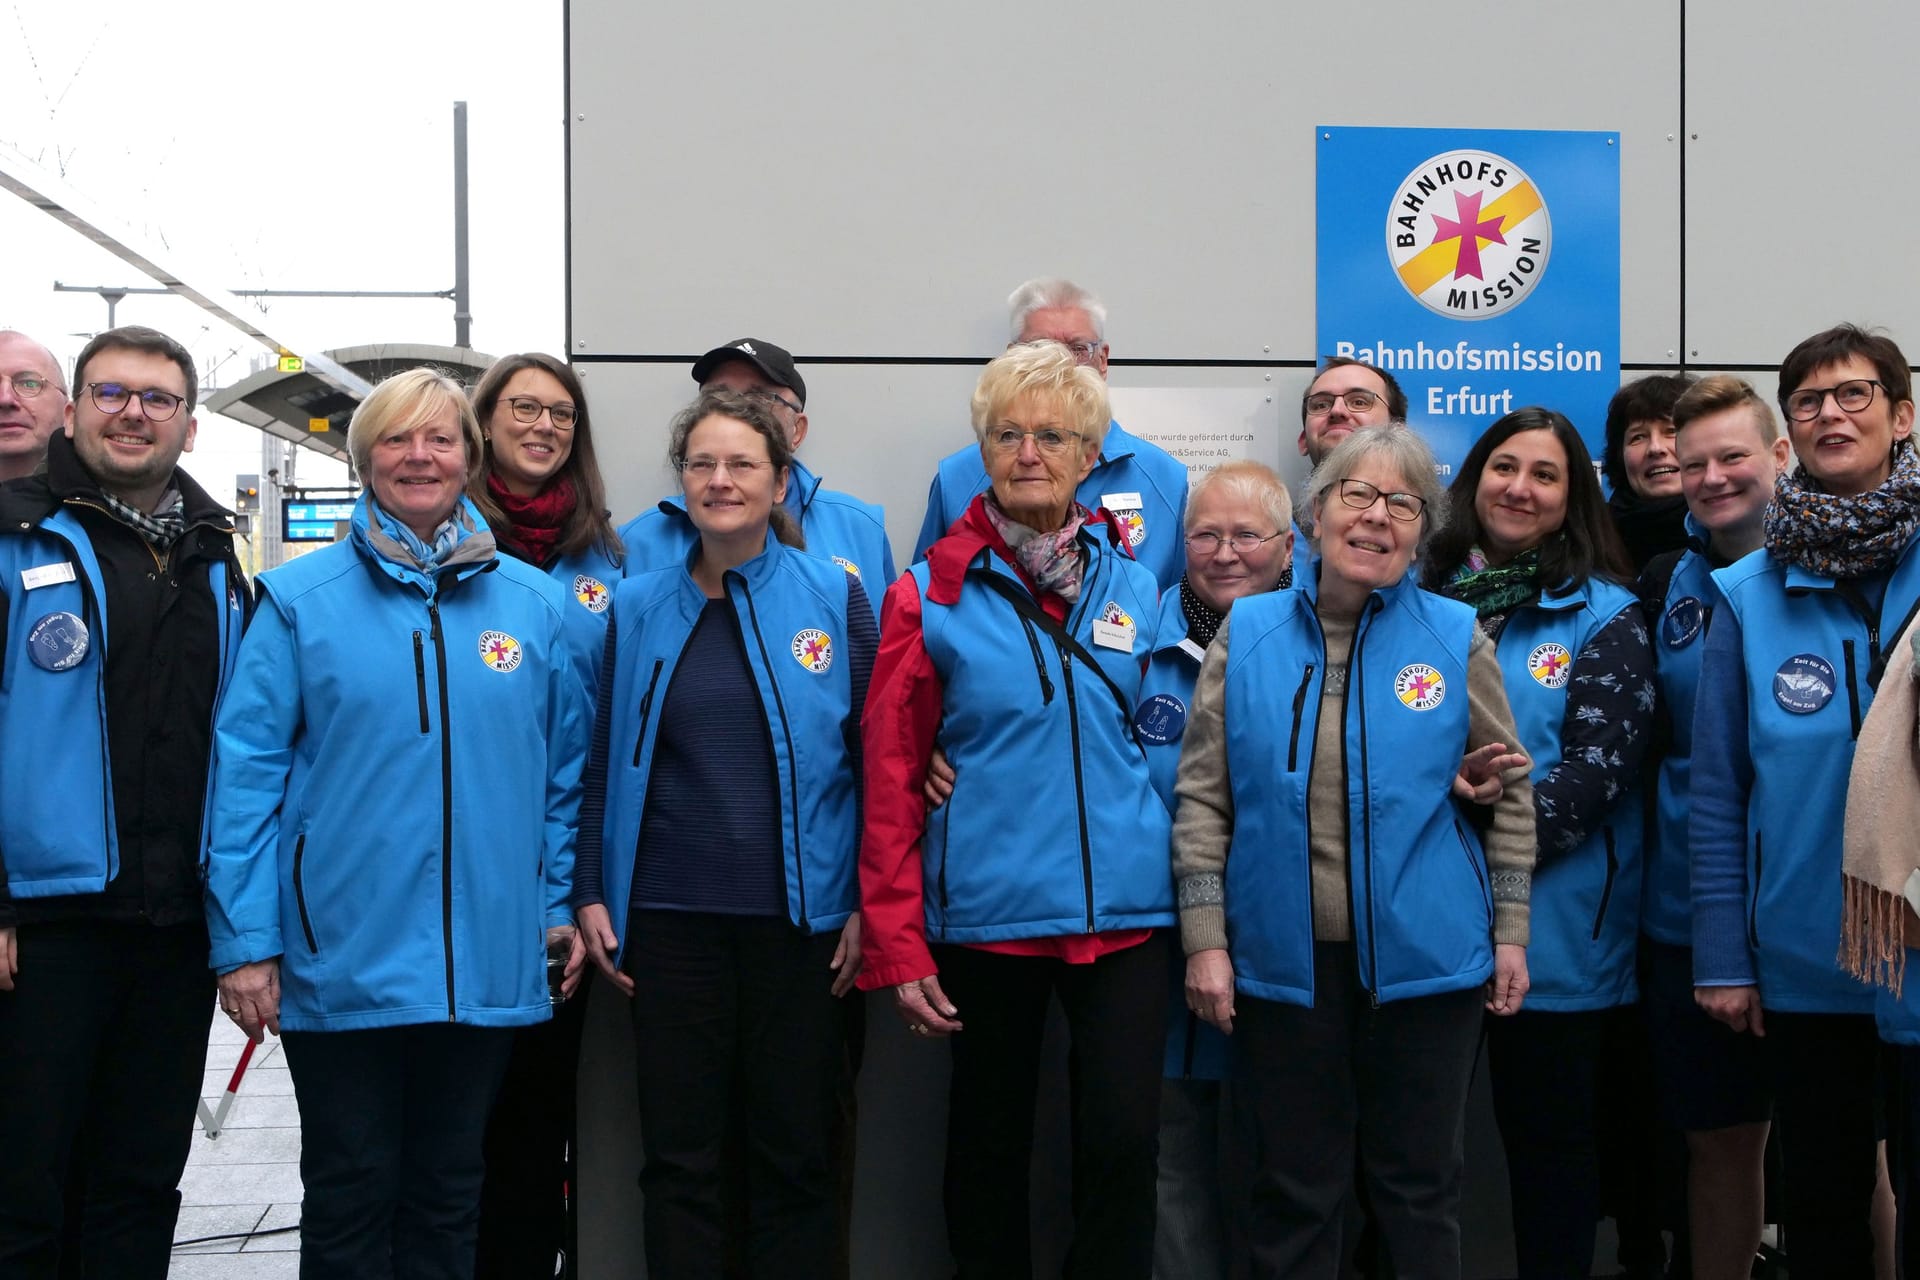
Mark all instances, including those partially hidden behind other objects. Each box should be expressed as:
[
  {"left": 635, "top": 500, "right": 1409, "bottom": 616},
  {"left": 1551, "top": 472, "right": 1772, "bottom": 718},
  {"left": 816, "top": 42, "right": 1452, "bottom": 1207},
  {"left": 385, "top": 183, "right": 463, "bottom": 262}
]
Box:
[{"left": 565, "top": 2, "right": 1920, "bottom": 1273}]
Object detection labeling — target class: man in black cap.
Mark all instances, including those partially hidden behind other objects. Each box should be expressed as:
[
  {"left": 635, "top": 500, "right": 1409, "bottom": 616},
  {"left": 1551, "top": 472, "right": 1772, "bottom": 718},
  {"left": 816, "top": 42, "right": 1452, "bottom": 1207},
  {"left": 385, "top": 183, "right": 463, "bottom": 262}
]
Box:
[
  {"left": 0, "top": 325, "right": 251, "bottom": 1276},
  {"left": 619, "top": 337, "right": 894, "bottom": 619}
]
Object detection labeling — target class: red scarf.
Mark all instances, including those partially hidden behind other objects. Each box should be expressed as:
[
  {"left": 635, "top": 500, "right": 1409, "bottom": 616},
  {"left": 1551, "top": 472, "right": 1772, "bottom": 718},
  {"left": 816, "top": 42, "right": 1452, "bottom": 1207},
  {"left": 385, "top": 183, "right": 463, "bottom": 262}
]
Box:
[{"left": 486, "top": 471, "right": 576, "bottom": 567}]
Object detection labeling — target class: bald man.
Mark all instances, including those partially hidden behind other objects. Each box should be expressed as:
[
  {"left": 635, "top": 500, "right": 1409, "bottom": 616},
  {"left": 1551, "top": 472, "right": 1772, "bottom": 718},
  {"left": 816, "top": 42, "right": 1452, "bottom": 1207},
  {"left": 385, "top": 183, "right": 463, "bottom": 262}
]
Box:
[{"left": 0, "top": 332, "right": 68, "bottom": 483}]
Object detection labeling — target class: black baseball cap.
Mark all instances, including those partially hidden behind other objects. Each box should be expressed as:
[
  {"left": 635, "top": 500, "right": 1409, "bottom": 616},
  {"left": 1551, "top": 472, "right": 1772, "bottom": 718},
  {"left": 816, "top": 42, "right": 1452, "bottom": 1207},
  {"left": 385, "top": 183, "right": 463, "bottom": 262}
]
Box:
[{"left": 691, "top": 338, "right": 806, "bottom": 407}]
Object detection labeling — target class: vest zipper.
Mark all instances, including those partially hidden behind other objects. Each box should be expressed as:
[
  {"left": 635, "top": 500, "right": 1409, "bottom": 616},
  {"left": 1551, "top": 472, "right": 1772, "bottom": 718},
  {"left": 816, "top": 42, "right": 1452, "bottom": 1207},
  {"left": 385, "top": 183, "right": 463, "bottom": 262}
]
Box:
[
  {"left": 735, "top": 577, "right": 810, "bottom": 929},
  {"left": 412, "top": 631, "right": 430, "bottom": 733},
  {"left": 630, "top": 659, "right": 664, "bottom": 767},
  {"left": 1019, "top": 613, "right": 1055, "bottom": 703},
  {"left": 292, "top": 834, "right": 318, "bottom": 953},
  {"left": 1591, "top": 827, "right": 1620, "bottom": 942},
  {"left": 1060, "top": 646, "right": 1096, "bottom": 932},
  {"left": 429, "top": 599, "right": 457, "bottom": 1021},
  {"left": 1748, "top": 832, "right": 1763, "bottom": 949},
  {"left": 1353, "top": 602, "right": 1382, "bottom": 1007},
  {"left": 1286, "top": 664, "right": 1315, "bottom": 771},
  {"left": 1842, "top": 638, "right": 1863, "bottom": 738}
]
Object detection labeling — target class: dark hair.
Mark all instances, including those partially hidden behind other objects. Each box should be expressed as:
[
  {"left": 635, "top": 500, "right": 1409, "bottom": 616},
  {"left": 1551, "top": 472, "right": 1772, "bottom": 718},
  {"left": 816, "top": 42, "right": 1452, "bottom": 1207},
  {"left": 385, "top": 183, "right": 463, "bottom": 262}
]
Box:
[
  {"left": 668, "top": 389, "right": 804, "bottom": 549},
  {"left": 1776, "top": 323, "right": 1914, "bottom": 419},
  {"left": 1423, "top": 406, "right": 1631, "bottom": 592},
  {"left": 468, "top": 352, "right": 623, "bottom": 563},
  {"left": 73, "top": 325, "right": 198, "bottom": 412},
  {"left": 1304, "top": 356, "right": 1408, "bottom": 423},
  {"left": 1601, "top": 373, "right": 1694, "bottom": 491}
]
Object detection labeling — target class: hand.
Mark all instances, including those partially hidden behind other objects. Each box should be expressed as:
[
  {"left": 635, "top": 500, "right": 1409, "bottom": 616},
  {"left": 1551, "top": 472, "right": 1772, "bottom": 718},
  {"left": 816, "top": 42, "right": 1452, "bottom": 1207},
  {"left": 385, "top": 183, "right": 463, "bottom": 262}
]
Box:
[
  {"left": 1484, "top": 943, "right": 1529, "bottom": 1015},
  {"left": 547, "top": 924, "right": 581, "bottom": 1000},
  {"left": 575, "top": 903, "right": 634, "bottom": 998},
  {"left": 1185, "top": 948, "right": 1236, "bottom": 1033},
  {"left": 1696, "top": 984, "right": 1765, "bottom": 1036},
  {"left": 893, "top": 975, "right": 963, "bottom": 1038},
  {"left": 1454, "top": 742, "right": 1531, "bottom": 804},
  {"left": 0, "top": 926, "right": 15, "bottom": 992},
  {"left": 923, "top": 747, "right": 955, "bottom": 809},
  {"left": 830, "top": 914, "right": 863, "bottom": 997},
  {"left": 219, "top": 958, "right": 283, "bottom": 1044}
]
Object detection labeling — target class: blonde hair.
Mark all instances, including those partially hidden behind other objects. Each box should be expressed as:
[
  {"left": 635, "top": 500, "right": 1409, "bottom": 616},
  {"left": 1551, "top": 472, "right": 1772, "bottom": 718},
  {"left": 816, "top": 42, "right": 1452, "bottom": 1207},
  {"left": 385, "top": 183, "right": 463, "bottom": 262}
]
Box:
[
  {"left": 970, "top": 341, "right": 1109, "bottom": 454},
  {"left": 1187, "top": 460, "right": 1293, "bottom": 534},
  {"left": 347, "top": 368, "right": 484, "bottom": 489},
  {"left": 1672, "top": 373, "right": 1780, "bottom": 444}
]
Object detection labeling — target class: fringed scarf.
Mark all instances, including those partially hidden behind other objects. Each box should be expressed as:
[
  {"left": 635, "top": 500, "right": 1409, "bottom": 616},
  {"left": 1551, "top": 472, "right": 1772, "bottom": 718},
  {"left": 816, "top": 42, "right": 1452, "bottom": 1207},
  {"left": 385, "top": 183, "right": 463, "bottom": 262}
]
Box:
[{"left": 1840, "top": 611, "right": 1920, "bottom": 996}]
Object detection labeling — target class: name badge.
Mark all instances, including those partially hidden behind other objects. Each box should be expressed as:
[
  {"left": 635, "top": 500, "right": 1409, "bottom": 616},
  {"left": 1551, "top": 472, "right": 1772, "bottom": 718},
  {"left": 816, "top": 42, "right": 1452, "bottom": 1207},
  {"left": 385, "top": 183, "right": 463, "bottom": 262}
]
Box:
[
  {"left": 21, "top": 562, "right": 76, "bottom": 590},
  {"left": 1100, "top": 491, "right": 1143, "bottom": 512},
  {"left": 1092, "top": 620, "right": 1135, "bottom": 651},
  {"left": 1178, "top": 637, "right": 1207, "bottom": 664}
]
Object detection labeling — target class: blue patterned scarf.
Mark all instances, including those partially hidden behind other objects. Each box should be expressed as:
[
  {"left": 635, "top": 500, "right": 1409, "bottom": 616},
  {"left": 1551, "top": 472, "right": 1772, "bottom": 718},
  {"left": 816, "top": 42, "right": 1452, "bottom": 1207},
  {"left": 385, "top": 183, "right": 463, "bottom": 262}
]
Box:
[{"left": 1765, "top": 440, "right": 1920, "bottom": 579}]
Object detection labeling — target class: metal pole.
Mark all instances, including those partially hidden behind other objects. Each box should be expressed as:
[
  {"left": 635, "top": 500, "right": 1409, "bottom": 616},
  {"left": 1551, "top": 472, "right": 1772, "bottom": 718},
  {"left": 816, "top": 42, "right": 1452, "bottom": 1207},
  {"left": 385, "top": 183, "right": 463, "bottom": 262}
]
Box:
[{"left": 453, "top": 101, "right": 471, "bottom": 348}]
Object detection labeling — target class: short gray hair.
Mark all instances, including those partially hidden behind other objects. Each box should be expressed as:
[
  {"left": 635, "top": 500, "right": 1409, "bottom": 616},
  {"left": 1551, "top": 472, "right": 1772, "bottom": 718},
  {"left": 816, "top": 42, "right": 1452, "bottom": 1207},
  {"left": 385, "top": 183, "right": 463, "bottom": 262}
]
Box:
[
  {"left": 1007, "top": 277, "right": 1107, "bottom": 344},
  {"left": 1303, "top": 424, "right": 1448, "bottom": 558},
  {"left": 1187, "top": 460, "right": 1293, "bottom": 535}
]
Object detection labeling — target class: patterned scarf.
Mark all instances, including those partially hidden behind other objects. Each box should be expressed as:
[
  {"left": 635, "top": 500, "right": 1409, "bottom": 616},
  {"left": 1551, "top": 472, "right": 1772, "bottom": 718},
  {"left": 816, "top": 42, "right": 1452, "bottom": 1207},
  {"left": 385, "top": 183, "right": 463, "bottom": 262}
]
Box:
[
  {"left": 99, "top": 487, "right": 187, "bottom": 551},
  {"left": 983, "top": 494, "right": 1087, "bottom": 604},
  {"left": 1179, "top": 576, "right": 1226, "bottom": 648},
  {"left": 371, "top": 497, "right": 466, "bottom": 572},
  {"left": 486, "top": 470, "right": 576, "bottom": 567},
  {"left": 1763, "top": 440, "right": 1920, "bottom": 579},
  {"left": 1441, "top": 545, "right": 1544, "bottom": 618}
]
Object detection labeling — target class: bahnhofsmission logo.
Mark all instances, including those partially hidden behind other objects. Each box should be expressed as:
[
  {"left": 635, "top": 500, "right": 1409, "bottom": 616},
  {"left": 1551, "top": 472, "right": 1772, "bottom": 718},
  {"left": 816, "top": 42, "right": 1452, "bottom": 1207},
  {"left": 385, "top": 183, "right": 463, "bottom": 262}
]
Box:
[{"left": 1386, "top": 149, "right": 1551, "bottom": 321}]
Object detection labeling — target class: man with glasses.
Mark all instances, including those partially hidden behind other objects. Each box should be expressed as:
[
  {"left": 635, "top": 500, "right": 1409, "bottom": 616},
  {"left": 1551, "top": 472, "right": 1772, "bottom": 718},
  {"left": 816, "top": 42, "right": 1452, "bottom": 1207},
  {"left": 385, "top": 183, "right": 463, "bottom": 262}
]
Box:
[
  {"left": 0, "top": 331, "right": 70, "bottom": 483},
  {"left": 621, "top": 337, "right": 894, "bottom": 619},
  {"left": 1299, "top": 356, "right": 1405, "bottom": 467},
  {"left": 0, "top": 325, "right": 251, "bottom": 1276},
  {"left": 913, "top": 277, "right": 1190, "bottom": 587}
]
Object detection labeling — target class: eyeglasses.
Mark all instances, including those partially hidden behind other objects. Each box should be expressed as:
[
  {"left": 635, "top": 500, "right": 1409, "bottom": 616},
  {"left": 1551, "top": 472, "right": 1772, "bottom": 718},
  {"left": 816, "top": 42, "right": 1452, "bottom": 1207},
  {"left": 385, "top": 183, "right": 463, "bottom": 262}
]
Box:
[
  {"left": 1784, "top": 378, "right": 1883, "bottom": 421},
  {"left": 1304, "top": 389, "right": 1381, "bottom": 417},
  {"left": 1, "top": 373, "right": 59, "bottom": 400},
  {"left": 988, "top": 426, "right": 1083, "bottom": 455},
  {"left": 506, "top": 396, "right": 577, "bottom": 429},
  {"left": 87, "top": 382, "right": 186, "bottom": 421},
  {"left": 677, "top": 455, "right": 773, "bottom": 479},
  {"left": 747, "top": 387, "right": 802, "bottom": 415},
  {"left": 1185, "top": 530, "right": 1284, "bottom": 554},
  {"left": 1061, "top": 341, "right": 1102, "bottom": 366},
  {"left": 1338, "top": 478, "right": 1426, "bottom": 522}
]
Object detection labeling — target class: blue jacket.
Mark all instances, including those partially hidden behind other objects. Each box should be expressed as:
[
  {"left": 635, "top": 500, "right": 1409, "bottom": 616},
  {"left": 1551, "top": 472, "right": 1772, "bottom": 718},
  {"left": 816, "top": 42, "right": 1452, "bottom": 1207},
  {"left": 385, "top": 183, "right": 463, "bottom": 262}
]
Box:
[
  {"left": 530, "top": 542, "right": 625, "bottom": 702},
  {"left": 1140, "top": 589, "right": 1229, "bottom": 1079},
  {"left": 599, "top": 532, "right": 871, "bottom": 957},
  {"left": 1691, "top": 533, "right": 1920, "bottom": 1013},
  {"left": 1216, "top": 570, "right": 1495, "bottom": 1006},
  {"left": 1495, "top": 578, "right": 1646, "bottom": 1011},
  {"left": 0, "top": 506, "right": 247, "bottom": 904},
  {"left": 913, "top": 421, "right": 1190, "bottom": 589},
  {"left": 203, "top": 497, "right": 593, "bottom": 1032},
  {"left": 913, "top": 529, "right": 1173, "bottom": 942},
  {"left": 619, "top": 460, "right": 894, "bottom": 622},
  {"left": 1639, "top": 523, "right": 1719, "bottom": 947}
]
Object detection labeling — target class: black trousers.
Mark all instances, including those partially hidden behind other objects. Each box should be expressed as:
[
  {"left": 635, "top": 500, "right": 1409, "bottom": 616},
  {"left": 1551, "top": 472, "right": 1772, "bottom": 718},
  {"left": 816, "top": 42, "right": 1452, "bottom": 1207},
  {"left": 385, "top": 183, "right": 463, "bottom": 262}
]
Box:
[
  {"left": 1235, "top": 942, "right": 1483, "bottom": 1280},
  {"left": 624, "top": 910, "right": 848, "bottom": 1280},
  {"left": 1889, "top": 1042, "right": 1920, "bottom": 1276},
  {"left": 1762, "top": 1009, "right": 1880, "bottom": 1273},
  {"left": 934, "top": 932, "right": 1170, "bottom": 1280},
  {"left": 1487, "top": 1008, "right": 1608, "bottom": 1279},
  {"left": 283, "top": 1022, "right": 515, "bottom": 1280},
  {"left": 0, "top": 920, "right": 214, "bottom": 1279}
]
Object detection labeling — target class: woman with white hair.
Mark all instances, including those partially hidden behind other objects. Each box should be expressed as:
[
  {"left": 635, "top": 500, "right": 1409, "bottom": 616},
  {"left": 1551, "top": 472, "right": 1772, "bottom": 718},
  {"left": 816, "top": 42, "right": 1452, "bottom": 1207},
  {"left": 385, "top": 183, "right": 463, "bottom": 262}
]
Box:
[
  {"left": 203, "top": 368, "right": 593, "bottom": 1278},
  {"left": 1174, "top": 426, "right": 1536, "bottom": 1279}
]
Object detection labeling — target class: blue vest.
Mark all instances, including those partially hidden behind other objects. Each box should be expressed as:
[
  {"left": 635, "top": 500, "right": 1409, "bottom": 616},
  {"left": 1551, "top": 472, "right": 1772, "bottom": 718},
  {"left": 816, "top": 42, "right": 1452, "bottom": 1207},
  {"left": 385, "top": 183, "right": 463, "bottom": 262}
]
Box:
[
  {"left": 0, "top": 507, "right": 247, "bottom": 900},
  {"left": 204, "top": 498, "right": 593, "bottom": 1032},
  {"left": 913, "top": 421, "right": 1190, "bottom": 589},
  {"left": 599, "top": 532, "right": 864, "bottom": 956},
  {"left": 1712, "top": 533, "right": 1920, "bottom": 1014},
  {"left": 1220, "top": 571, "right": 1494, "bottom": 1007},
  {"left": 535, "top": 543, "right": 625, "bottom": 701},
  {"left": 1495, "top": 578, "right": 1645, "bottom": 1011},
  {"left": 912, "top": 534, "right": 1173, "bottom": 942},
  {"left": 1641, "top": 531, "right": 1719, "bottom": 946},
  {"left": 619, "top": 460, "right": 894, "bottom": 622}
]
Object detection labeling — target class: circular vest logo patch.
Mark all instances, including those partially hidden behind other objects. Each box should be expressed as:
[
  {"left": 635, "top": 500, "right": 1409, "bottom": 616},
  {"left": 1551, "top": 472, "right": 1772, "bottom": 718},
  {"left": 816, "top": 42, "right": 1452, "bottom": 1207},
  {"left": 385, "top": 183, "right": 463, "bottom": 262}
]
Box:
[
  {"left": 1387, "top": 149, "right": 1550, "bottom": 321},
  {"left": 1663, "top": 596, "right": 1704, "bottom": 649},
  {"left": 1774, "top": 653, "right": 1836, "bottom": 715},
  {"left": 792, "top": 628, "right": 833, "bottom": 674},
  {"left": 1395, "top": 663, "right": 1446, "bottom": 710},
  {"left": 27, "top": 610, "right": 89, "bottom": 672},
  {"left": 1117, "top": 509, "right": 1147, "bottom": 548},
  {"left": 573, "top": 574, "right": 611, "bottom": 614},
  {"left": 1101, "top": 601, "right": 1136, "bottom": 629},
  {"left": 1528, "top": 642, "right": 1573, "bottom": 688},
  {"left": 1134, "top": 692, "right": 1188, "bottom": 744},
  {"left": 831, "top": 556, "right": 861, "bottom": 578},
  {"left": 480, "top": 630, "right": 523, "bottom": 673}
]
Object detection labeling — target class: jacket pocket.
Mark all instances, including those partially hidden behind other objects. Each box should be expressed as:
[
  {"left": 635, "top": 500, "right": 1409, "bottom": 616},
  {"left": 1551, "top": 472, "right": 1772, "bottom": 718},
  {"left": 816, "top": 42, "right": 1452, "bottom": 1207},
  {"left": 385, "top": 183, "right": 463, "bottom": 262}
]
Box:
[
  {"left": 292, "top": 834, "right": 319, "bottom": 954},
  {"left": 630, "top": 659, "right": 664, "bottom": 767},
  {"left": 1286, "top": 665, "right": 1316, "bottom": 771},
  {"left": 1590, "top": 827, "right": 1619, "bottom": 942},
  {"left": 412, "top": 631, "right": 429, "bottom": 733}
]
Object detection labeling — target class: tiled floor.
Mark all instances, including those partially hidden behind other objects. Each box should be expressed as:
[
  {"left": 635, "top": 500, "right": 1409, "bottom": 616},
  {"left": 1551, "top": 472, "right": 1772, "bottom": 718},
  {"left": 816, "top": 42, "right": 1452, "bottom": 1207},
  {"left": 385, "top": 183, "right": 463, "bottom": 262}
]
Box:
[{"left": 171, "top": 1008, "right": 302, "bottom": 1275}]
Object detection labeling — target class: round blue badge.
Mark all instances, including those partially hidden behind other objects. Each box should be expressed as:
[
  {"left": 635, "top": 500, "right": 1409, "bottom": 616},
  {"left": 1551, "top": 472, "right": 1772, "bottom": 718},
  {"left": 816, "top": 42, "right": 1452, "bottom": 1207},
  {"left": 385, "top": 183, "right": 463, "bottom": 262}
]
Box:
[
  {"left": 1663, "top": 597, "right": 1704, "bottom": 649},
  {"left": 1134, "top": 693, "right": 1188, "bottom": 745},
  {"left": 28, "top": 611, "right": 89, "bottom": 672},
  {"left": 1773, "top": 653, "right": 1837, "bottom": 715}
]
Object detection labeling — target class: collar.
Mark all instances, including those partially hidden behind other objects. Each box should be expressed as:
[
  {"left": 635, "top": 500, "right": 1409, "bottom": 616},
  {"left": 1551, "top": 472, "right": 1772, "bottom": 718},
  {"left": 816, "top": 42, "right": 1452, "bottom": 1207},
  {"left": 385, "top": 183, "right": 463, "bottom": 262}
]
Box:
[
  {"left": 37, "top": 431, "right": 234, "bottom": 530},
  {"left": 925, "top": 492, "right": 1127, "bottom": 606},
  {"left": 1096, "top": 419, "right": 1136, "bottom": 466},
  {"left": 675, "top": 526, "right": 786, "bottom": 616},
  {"left": 350, "top": 493, "right": 497, "bottom": 591}
]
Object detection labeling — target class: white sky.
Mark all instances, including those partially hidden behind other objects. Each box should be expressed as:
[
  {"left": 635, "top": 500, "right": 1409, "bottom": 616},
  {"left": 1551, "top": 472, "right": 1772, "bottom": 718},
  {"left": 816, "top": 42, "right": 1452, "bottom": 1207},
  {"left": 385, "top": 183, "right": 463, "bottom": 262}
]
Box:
[{"left": 0, "top": 0, "right": 566, "bottom": 505}]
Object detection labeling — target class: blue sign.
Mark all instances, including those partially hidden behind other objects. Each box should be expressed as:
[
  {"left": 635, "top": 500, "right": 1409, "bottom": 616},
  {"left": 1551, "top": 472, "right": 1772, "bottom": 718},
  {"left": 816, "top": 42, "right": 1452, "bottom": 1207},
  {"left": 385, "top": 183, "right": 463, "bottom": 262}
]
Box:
[
  {"left": 1316, "top": 126, "right": 1620, "bottom": 478},
  {"left": 283, "top": 499, "right": 357, "bottom": 543}
]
